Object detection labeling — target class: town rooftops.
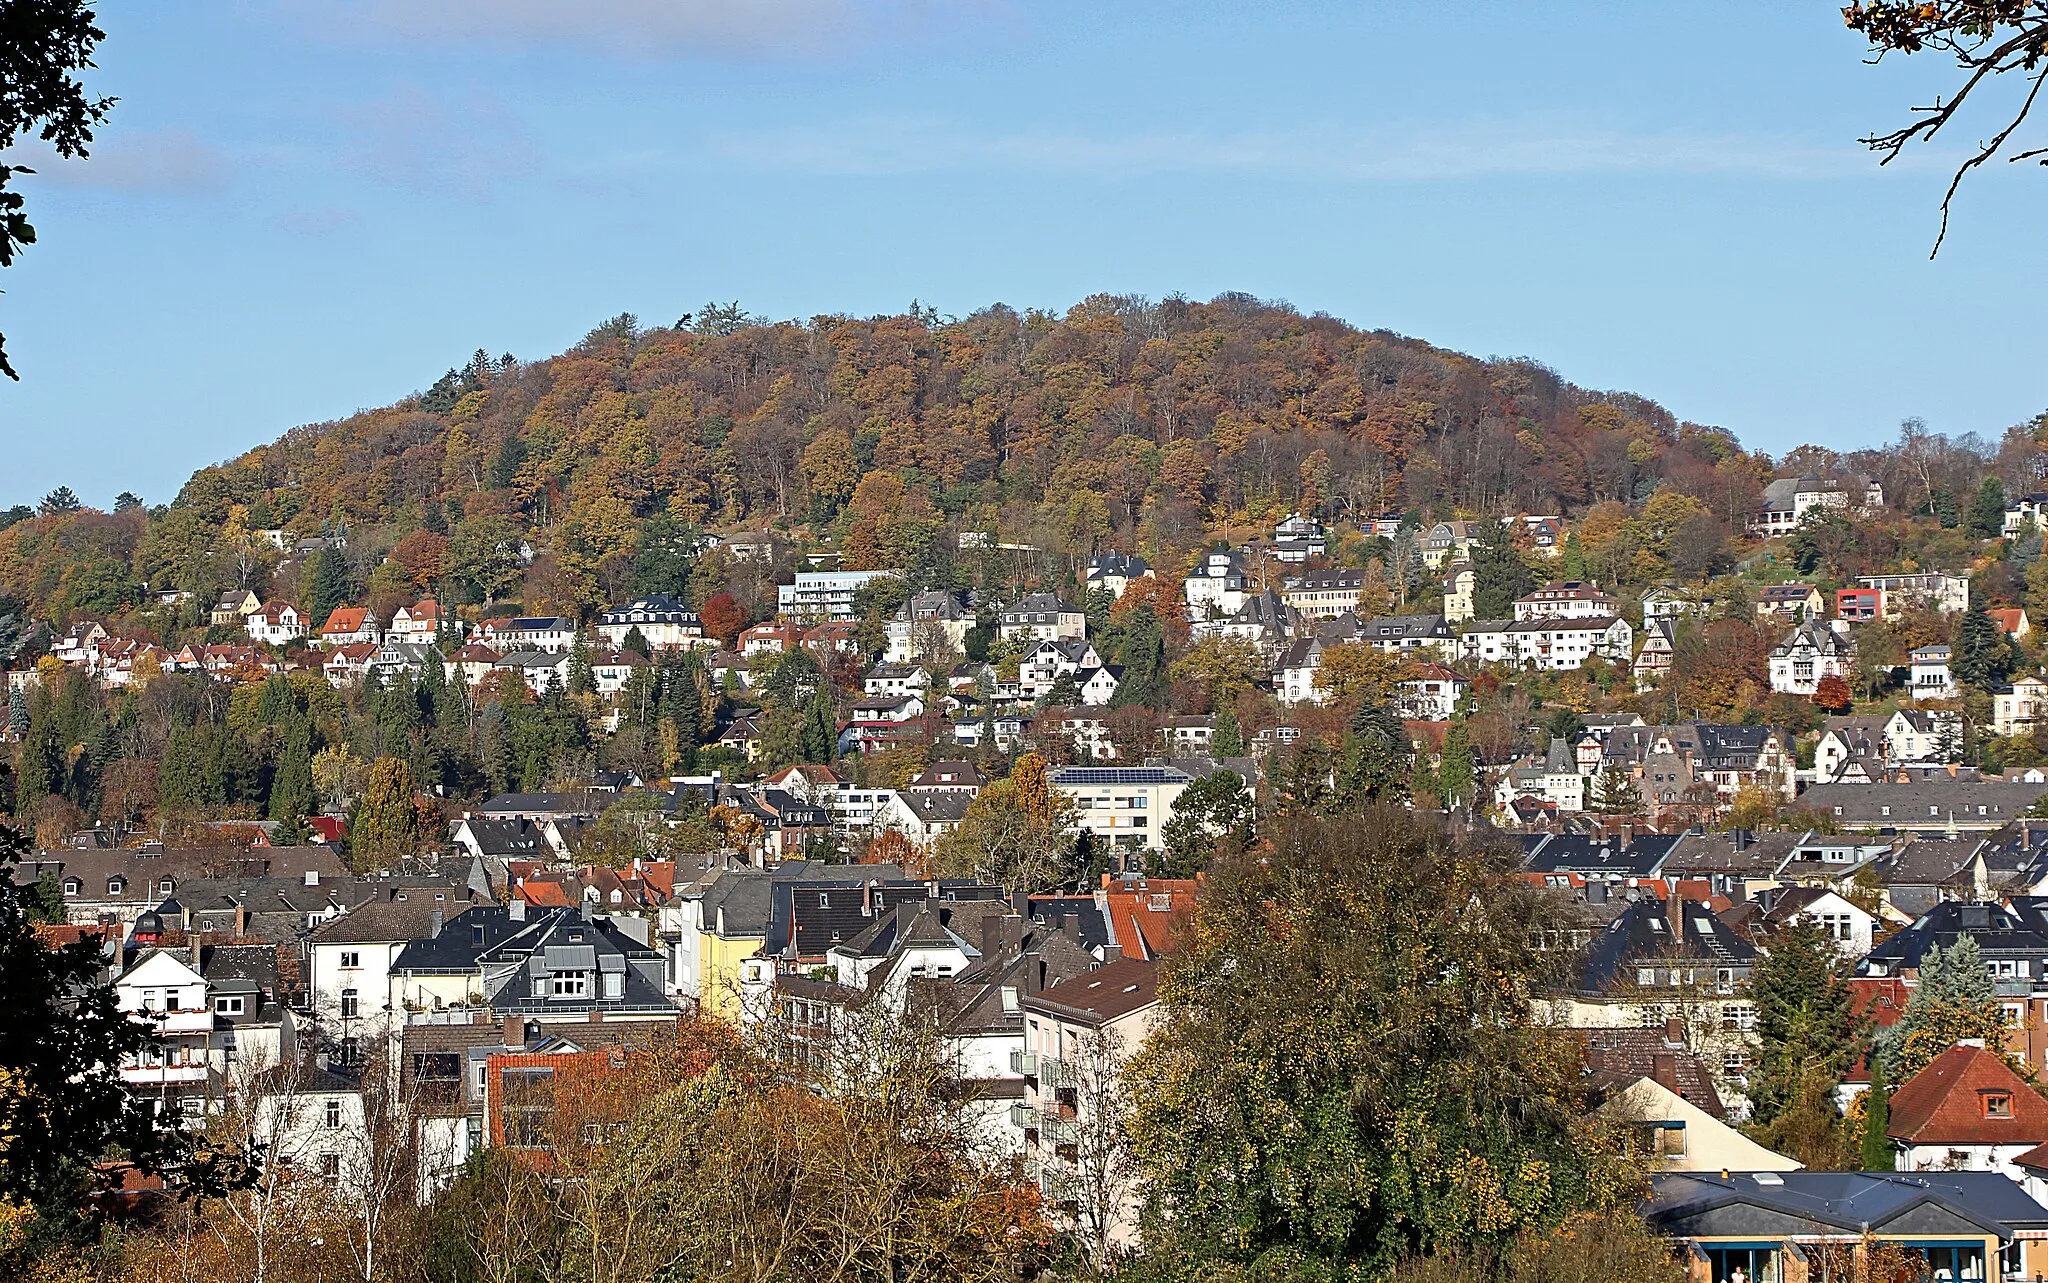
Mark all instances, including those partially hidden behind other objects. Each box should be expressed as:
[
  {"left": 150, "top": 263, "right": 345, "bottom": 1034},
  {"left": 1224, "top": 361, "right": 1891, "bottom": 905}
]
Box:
[
  {"left": 1049, "top": 765, "right": 1194, "bottom": 787},
  {"left": 1644, "top": 1169, "right": 2013, "bottom": 1241},
  {"left": 1889, "top": 1042, "right": 2048, "bottom": 1146},
  {"left": 1021, "top": 957, "right": 1161, "bottom": 1025}
]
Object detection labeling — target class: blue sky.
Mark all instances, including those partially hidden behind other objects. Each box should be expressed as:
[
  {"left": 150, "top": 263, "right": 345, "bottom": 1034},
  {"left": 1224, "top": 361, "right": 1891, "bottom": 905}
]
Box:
[{"left": 3, "top": 0, "right": 2045, "bottom": 508}]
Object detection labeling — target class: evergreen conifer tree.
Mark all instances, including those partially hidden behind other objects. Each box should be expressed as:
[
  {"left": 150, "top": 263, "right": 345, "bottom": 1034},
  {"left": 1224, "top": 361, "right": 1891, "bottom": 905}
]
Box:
[
  {"left": 1212, "top": 703, "right": 1243, "bottom": 758},
  {"left": 1876, "top": 937, "right": 2009, "bottom": 1081},
  {"left": 1470, "top": 518, "right": 1535, "bottom": 619},
  {"left": 1861, "top": 1058, "right": 1893, "bottom": 1171}
]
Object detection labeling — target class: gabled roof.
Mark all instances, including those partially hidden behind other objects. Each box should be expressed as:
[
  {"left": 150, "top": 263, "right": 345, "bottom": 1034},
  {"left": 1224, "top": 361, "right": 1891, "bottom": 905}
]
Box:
[
  {"left": 1890, "top": 1042, "right": 2048, "bottom": 1146},
  {"left": 1645, "top": 1170, "right": 2013, "bottom": 1240}
]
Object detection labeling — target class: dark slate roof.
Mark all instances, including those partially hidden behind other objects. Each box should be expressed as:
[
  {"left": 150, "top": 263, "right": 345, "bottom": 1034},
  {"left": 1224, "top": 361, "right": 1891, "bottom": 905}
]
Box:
[
  {"left": 1571, "top": 899, "right": 1757, "bottom": 996},
  {"left": 1858, "top": 900, "right": 2048, "bottom": 977},
  {"left": 1645, "top": 1171, "right": 2014, "bottom": 1239},
  {"left": 1525, "top": 833, "right": 1683, "bottom": 879},
  {"left": 457, "top": 817, "right": 549, "bottom": 857},
  {"left": 1802, "top": 780, "right": 2048, "bottom": 829},
  {"left": 308, "top": 899, "right": 456, "bottom": 945}
]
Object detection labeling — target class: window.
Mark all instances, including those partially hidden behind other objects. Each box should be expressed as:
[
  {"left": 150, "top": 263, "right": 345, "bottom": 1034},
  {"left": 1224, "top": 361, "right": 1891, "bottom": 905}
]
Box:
[
  {"left": 157, "top": 879, "right": 174, "bottom": 895},
  {"left": 214, "top": 995, "right": 246, "bottom": 1016},
  {"left": 340, "top": 988, "right": 359, "bottom": 1019},
  {"left": 62, "top": 878, "right": 80, "bottom": 896},
  {"left": 551, "top": 973, "right": 589, "bottom": 998},
  {"left": 325, "top": 1099, "right": 342, "bottom": 1129},
  {"left": 1637, "top": 968, "right": 1656, "bottom": 987},
  {"left": 339, "top": 951, "right": 361, "bottom": 969},
  {"left": 338, "top": 1036, "right": 359, "bottom": 1066},
  {"left": 107, "top": 877, "right": 125, "bottom": 896},
  {"left": 320, "top": 1152, "right": 340, "bottom": 1182}
]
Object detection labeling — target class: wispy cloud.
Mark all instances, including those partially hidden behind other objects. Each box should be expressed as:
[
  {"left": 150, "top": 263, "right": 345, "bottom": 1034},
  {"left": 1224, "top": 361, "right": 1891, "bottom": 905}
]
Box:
[
  {"left": 701, "top": 113, "right": 1885, "bottom": 181},
  {"left": 288, "top": 0, "right": 999, "bottom": 59},
  {"left": 4, "top": 128, "right": 230, "bottom": 192},
  {"left": 343, "top": 86, "right": 539, "bottom": 202}
]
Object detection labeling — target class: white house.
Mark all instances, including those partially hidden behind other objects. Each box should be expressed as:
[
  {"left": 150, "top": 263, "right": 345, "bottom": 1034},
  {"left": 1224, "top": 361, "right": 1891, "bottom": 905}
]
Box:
[
  {"left": 884, "top": 591, "right": 973, "bottom": 663},
  {"left": 1085, "top": 552, "right": 1152, "bottom": 600},
  {"left": 1395, "top": 663, "right": 1469, "bottom": 721},
  {"left": 1513, "top": 581, "right": 1617, "bottom": 622},
  {"left": 999, "top": 593, "right": 1087, "bottom": 643},
  {"left": 596, "top": 595, "right": 709, "bottom": 651},
  {"left": 1183, "top": 550, "right": 1251, "bottom": 622},
  {"left": 245, "top": 601, "right": 306, "bottom": 647},
  {"left": 1274, "top": 636, "right": 1325, "bottom": 706},
  {"left": 481, "top": 616, "right": 579, "bottom": 653},
  {"left": 1857, "top": 572, "right": 1971, "bottom": 619},
  {"left": 777, "top": 569, "right": 897, "bottom": 622},
  {"left": 1505, "top": 617, "right": 1633, "bottom": 671},
  {"left": 1767, "top": 621, "right": 1855, "bottom": 697},
  {"left": 1910, "top": 645, "right": 1957, "bottom": 701},
  {"left": 1998, "top": 674, "right": 2048, "bottom": 739}
]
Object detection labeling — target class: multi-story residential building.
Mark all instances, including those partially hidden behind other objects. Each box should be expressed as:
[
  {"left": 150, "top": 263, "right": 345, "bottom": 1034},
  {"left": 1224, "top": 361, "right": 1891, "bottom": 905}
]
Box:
[
  {"left": 1050, "top": 765, "right": 1193, "bottom": 866},
  {"left": 1441, "top": 567, "right": 1476, "bottom": 622},
  {"left": 1194, "top": 589, "right": 1300, "bottom": 650},
  {"left": 1017, "top": 958, "right": 1161, "bottom": 1252},
  {"left": 1279, "top": 569, "right": 1370, "bottom": 620},
  {"left": 1766, "top": 620, "right": 1855, "bottom": 696},
  {"left": 114, "top": 939, "right": 293, "bottom": 1122},
  {"left": 1749, "top": 475, "right": 1880, "bottom": 537},
  {"left": 1183, "top": 550, "right": 1252, "bottom": 621},
  {"left": 1753, "top": 583, "right": 1824, "bottom": 622},
  {"left": 1998, "top": 674, "right": 2048, "bottom": 738},
  {"left": 1420, "top": 520, "right": 1479, "bottom": 569},
  {"left": 386, "top": 903, "right": 673, "bottom": 1030},
  {"left": 1911, "top": 644, "right": 1957, "bottom": 701},
  {"left": 245, "top": 601, "right": 306, "bottom": 647},
  {"left": 1000, "top": 593, "right": 1087, "bottom": 643},
  {"left": 1505, "top": 617, "right": 1632, "bottom": 670},
  {"left": 1540, "top": 897, "right": 1759, "bottom": 1087},
  {"left": 1084, "top": 552, "right": 1152, "bottom": 599},
  {"left": 1640, "top": 586, "right": 1705, "bottom": 625},
  {"left": 776, "top": 569, "right": 897, "bottom": 622},
  {"left": 1395, "top": 663, "right": 1468, "bottom": 721},
  {"left": 1633, "top": 618, "right": 1676, "bottom": 692},
  {"left": 389, "top": 598, "right": 442, "bottom": 640},
  {"left": 1018, "top": 640, "right": 1105, "bottom": 700},
  {"left": 1512, "top": 581, "right": 1616, "bottom": 621},
  {"left": 1813, "top": 710, "right": 1961, "bottom": 783},
  {"left": 1267, "top": 513, "right": 1328, "bottom": 563},
  {"left": 1802, "top": 777, "right": 2048, "bottom": 835},
  {"left": 316, "top": 606, "right": 382, "bottom": 648},
  {"left": 479, "top": 616, "right": 579, "bottom": 653},
  {"left": 1857, "top": 571, "right": 1971, "bottom": 618},
  {"left": 596, "top": 594, "right": 709, "bottom": 651},
  {"left": 1356, "top": 613, "right": 1456, "bottom": 655},
  {"left": 1601, "top": 723, "right": 1797, "bottom": 803},
  {"left": 884, "top": 590, "right": 973, "bottom": 662},
  {"left": 1273, "top": 636, "right": 1325, "bottom": 706},
  {"left": 862, "top": 663, "right": 934, "bottom": 699}
]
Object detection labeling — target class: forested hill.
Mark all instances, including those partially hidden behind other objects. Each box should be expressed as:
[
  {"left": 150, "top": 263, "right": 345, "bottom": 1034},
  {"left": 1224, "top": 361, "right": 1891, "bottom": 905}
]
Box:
[{"left": 0, "top": 292, "right": 1792, "bottom": 627}]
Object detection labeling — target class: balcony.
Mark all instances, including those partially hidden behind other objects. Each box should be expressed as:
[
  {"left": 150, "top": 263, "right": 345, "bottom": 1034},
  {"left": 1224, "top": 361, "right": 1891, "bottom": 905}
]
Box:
[
  {"left": 1037, "top": 1111, "right": 1079, "bottom": 1144},
  {"left": 123, "top": 1063, "right": 208, "bottom": 1086},
  {"left": 142, "top": 1008, "right": 214, "bottom": 1036},
  {"left": 1009, "top": 1102, "right": 1037, "bottom": 1131},
  {"left": 1008, "top": 1049, "right": 1038, "bottom": 1078}
]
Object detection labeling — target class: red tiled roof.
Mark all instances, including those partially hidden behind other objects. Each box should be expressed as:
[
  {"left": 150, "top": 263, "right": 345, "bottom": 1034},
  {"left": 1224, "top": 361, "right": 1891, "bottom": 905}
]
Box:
[
  {"left": 1888, "top": 1043, "right": 2048, "bottom": 1146},
  {"left": 321, "top": 606, "right": 369, "bottom": 634},
  {"left": 1989, "top": 608, "right": 2028, "bottom": 635}
]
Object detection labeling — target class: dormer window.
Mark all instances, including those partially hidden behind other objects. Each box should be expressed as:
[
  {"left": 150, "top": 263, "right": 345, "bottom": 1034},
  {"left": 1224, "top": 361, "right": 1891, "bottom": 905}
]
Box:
[
  {"left": 62, "top": 878, "right": 80, "bottom": 896},
  {"left": 107, "top": 877, "right": 125, "bottom": 896},
  {"left": 158, "top": 879, "right": 174, "bottom": 895},
  {"left": 1986, "top": 1091, "right": 2014, "bottom": 1119}
]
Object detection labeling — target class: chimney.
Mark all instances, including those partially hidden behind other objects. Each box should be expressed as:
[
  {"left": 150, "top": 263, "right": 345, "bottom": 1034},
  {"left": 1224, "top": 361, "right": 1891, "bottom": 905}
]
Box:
[
  {"left": 304, "top": 868, "right": 319, "bottom": 887},
  {"left": 508, "top": 898, "right": 525, "bottom": 922},
  {"left": 430, "top": 909, "right": 444, "bottom": 937},
  {"left": 189, "top": 935, "right": 202, "bottom": 968},
  {"left": 1664, "top": 1016, "right": 1685, "bottom": 1047},
  {"left": 1585, "top": 880, "right": 1608, "bottom": 905},
  {"left": 1650, "top": 1052, "right": 1679, "bottom": 1094},
  {"left": 503, "top": 1014, "right": 525, "bottom": 1049},
  {"left": 234, "top": 903, "right": 247, "bottom": 937},
  {"left": 980, "top": 914, "right": 1003, "bottom": 963}
]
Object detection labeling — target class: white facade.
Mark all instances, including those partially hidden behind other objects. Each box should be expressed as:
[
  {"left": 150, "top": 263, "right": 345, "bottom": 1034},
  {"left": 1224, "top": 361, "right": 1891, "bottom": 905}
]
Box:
[{"left": 778, "top": 570, "right": 898, "bottom": 622}]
